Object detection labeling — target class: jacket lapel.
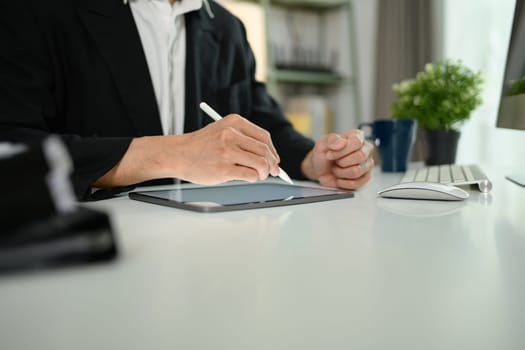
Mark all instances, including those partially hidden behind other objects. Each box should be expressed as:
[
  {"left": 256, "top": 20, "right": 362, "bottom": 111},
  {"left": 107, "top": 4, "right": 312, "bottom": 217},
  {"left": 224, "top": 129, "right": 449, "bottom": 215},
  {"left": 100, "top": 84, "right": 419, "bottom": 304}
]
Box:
[
  {"left": 77, "top": 0, "right": 162, "bottom": 136},
  {"left": 184, "top": 9, "right": 220, "bottom": 132}
]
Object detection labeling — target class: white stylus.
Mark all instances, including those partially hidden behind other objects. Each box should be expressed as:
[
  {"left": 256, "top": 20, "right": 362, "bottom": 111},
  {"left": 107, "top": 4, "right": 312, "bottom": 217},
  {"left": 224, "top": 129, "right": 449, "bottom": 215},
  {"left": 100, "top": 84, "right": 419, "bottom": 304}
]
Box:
[{"left": 199, "top": 102, "right": 294, "bottom": 185}]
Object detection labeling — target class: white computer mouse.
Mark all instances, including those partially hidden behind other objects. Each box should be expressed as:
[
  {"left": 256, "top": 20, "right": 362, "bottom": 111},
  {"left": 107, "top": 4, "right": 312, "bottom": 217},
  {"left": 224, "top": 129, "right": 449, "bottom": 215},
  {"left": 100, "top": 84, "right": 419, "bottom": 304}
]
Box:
[{"left": 377, "top": 182, "right": 469, "bottom": 201}]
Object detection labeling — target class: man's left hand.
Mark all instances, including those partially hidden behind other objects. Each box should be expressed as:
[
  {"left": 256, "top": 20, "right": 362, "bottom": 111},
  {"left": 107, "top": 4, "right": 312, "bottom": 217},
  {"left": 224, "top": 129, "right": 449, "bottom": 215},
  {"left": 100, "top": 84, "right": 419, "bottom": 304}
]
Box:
[{"left": 301, "top": 129, "right": 375, "bottom": 190}]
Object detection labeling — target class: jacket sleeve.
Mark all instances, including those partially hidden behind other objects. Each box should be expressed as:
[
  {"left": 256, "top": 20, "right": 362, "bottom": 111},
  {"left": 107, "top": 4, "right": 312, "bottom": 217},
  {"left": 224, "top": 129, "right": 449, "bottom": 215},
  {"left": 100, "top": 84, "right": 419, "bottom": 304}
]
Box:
[
  {"left": 219, "top": 8, "right": 316, "bottom": 179},
  {"left": 0, "top": 2, "right": 132, "bottom": 200},
  {"left": 248, "top": 82, "right": 315, "bottom": 180}
]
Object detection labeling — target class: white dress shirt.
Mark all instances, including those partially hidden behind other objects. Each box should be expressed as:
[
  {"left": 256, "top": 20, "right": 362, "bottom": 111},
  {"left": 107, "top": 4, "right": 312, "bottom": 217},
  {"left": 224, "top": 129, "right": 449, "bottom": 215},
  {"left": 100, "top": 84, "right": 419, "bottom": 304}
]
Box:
[{"left": 124, "top": 0, "right": 203, "bottom": 135}]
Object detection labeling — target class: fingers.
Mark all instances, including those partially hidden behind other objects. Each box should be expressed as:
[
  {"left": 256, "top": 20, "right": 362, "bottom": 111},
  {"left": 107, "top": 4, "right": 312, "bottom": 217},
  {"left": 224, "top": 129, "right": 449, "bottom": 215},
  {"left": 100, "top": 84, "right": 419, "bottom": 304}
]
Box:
[
  {"left": 319, "top": 158, "right": 374, "bottom": 190},
  {"left": 224, "top": 127, "right": 279, "bottom": 177},
  {"left": 326, "top": 129, "right": 365, "bottom": 160},
  {"left": 222, "top": 114, "right": 280, "bottom": 163},
  {"left": 229, "top": 144, "right": 275, "bottom": 181},
  {"left": 334, "top": 141, "right": 374, "bottom": 168},
  {"left": 228, "top": 165, "right": 260, "bottom": 183},
  {"left": 331, "top": 157, "right": 374, "bottom": 180},
  {"left": 334, "top": 168, "right": 373, "bottom": 190},
  {"left": 206, "top": 116, "right": 281, "bottom": 181},
  {"left": 309, "top": 128, "right": 375, "bottom": 190}
]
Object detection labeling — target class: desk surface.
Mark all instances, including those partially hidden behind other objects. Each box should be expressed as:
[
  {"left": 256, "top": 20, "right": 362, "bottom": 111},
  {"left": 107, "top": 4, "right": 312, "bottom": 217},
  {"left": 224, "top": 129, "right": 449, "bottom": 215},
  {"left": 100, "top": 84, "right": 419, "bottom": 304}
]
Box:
[{"left": 1, "top": 165, "right": 524, "bottom": 350}]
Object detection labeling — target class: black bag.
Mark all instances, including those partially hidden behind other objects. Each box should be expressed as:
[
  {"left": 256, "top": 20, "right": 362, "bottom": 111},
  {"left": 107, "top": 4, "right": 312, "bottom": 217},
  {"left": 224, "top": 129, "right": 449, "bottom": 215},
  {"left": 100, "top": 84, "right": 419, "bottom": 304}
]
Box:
[{"left": 0, "top": 137, "right": 117, "bottom": 272}]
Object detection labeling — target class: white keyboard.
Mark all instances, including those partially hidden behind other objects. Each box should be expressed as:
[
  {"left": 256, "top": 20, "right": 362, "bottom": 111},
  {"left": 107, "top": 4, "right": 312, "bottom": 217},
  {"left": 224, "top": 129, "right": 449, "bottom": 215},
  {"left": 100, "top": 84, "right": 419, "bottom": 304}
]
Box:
[{"left": 400, "top": 164, "right": 493, "bottom": 193}]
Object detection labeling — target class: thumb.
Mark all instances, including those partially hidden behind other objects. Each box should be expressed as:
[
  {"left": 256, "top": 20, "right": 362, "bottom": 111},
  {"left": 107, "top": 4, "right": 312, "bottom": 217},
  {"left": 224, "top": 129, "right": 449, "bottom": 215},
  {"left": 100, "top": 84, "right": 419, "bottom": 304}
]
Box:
[{"left": 313, "top": 134, "right": 331, "bottom": 153}]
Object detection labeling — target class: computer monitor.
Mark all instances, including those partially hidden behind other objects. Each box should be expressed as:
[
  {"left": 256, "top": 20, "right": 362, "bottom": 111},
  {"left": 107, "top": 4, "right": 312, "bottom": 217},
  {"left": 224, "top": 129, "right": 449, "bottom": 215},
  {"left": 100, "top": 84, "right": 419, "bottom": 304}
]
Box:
[{"left": 497, "top": 0, "right": 525, "bottom": 186}]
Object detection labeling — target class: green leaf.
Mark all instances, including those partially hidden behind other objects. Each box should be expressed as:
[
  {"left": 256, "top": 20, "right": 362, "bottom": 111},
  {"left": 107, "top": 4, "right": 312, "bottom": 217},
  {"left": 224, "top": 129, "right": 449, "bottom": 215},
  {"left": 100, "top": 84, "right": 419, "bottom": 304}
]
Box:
[{"left": 389, "top": 59, "right": 483, "bottom": 131}]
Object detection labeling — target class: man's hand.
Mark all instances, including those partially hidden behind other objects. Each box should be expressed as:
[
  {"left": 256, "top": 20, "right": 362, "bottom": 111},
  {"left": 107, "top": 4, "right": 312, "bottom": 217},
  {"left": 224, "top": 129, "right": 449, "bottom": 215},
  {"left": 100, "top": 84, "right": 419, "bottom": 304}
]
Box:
[
  {"left": 176, "top": 114, "right": 281, "bottom": 184},
  {"left": 94, "top": 114, "right": 281, "bottom": 188},
  {"left": 301, "top": 129, "right": 374, "bottom": 190}
]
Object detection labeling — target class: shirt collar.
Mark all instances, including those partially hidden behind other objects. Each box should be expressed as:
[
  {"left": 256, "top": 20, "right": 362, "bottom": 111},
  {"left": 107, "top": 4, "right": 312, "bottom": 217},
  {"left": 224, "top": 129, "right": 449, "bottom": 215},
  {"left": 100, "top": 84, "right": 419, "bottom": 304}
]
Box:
[{"left": 123, "top": 0, "right": 211, "bottom": 20}]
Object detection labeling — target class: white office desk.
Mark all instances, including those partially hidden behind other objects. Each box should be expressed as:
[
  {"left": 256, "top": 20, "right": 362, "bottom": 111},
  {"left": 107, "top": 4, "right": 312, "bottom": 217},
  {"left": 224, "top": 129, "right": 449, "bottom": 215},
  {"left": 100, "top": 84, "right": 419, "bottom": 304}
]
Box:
[{"left": 1, "top": 165, "right": 524, "bottom": 350}]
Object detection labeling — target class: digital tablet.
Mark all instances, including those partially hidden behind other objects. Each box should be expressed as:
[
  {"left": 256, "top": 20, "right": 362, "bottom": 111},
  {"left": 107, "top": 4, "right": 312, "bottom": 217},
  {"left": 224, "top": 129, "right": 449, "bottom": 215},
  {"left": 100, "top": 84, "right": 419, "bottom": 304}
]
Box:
[{"left": 129, "top": 182, "right": 353, "bottom": 212}]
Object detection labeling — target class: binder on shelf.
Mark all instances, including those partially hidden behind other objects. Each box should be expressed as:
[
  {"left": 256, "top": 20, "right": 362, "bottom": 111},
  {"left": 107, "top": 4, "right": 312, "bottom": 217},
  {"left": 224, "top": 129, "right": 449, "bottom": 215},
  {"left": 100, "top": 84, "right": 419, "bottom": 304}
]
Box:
[{"left": 269, "top": 6, "right": 341, "bottom": 75}]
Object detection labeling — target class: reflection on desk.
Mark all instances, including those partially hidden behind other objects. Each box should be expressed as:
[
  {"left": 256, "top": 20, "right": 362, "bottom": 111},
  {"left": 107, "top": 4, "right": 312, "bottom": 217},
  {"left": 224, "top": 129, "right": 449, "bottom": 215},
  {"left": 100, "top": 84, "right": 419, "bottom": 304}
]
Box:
[{"left": 377, "top": 197, "right": 466, "bottom": 217}]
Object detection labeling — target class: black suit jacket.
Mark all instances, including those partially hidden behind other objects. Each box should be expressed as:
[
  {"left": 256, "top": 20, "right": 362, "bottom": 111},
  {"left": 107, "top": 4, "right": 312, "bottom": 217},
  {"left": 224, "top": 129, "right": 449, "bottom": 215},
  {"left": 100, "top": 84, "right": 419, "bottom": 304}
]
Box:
[{"left": 0, "top": 0, "right": 314, "bottom": 200}]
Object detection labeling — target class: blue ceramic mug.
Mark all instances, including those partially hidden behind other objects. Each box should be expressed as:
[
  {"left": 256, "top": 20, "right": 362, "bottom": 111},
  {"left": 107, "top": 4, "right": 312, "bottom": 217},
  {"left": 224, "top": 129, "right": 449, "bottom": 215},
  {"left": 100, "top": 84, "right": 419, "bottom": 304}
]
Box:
[{"left": 358, "top": 119, "right": 417, "bottom": 172}]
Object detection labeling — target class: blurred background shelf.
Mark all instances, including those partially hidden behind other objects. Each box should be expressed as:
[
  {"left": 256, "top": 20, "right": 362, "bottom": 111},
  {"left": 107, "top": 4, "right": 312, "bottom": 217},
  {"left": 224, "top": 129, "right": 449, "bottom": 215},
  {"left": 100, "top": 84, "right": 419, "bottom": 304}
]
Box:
[
  {"left": 255, "top": 0, "right": 350, "bottom": 10},
  {"left": 269, "top": 69, "right": 347, "bottom": 85},
  {"left": 219, "top": 0, "right": 360, "bottom": 138}
]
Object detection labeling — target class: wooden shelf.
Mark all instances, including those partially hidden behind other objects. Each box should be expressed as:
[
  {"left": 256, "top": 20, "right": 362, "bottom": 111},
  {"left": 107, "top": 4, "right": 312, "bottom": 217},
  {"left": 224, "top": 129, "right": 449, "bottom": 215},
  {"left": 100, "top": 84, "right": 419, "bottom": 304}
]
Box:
[
  {"left": 269, "top": 69, "right": 347, "bottom": 85},
  {"left": 268, "top": 0, "right": 349, "bottom": 10},
  {"left": 241, "top": 0, "right": 348, "bottom": 10}
]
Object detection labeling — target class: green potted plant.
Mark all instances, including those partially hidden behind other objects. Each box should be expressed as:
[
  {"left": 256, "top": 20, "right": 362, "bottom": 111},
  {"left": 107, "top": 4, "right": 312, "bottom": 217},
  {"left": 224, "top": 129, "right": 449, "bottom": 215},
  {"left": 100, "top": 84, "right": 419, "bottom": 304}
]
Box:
[{"left": 390, "top": 59, "right": 483, "bottom": 165}]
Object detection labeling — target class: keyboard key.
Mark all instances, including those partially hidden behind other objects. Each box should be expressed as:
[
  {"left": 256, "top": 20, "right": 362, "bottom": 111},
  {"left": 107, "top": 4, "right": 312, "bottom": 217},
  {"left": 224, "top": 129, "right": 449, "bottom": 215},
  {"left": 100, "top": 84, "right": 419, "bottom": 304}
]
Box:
[
  {"left": 415, "top": 168, "right": 428, "bottom": 182},
  {"left": 450, "top": 165, "right": 466, "bottom": 182},
  {"left": 427, "top": 166, "right": 439, "bottom": 182},
  {"left": 401, "top": 169, "right": 417, "bottom": 183},
  {"left": 397, "top": 164, "right": 492, "bottom": 193},
  {"left": 439, "top": 165, "right": 452, "bottom": 183}
]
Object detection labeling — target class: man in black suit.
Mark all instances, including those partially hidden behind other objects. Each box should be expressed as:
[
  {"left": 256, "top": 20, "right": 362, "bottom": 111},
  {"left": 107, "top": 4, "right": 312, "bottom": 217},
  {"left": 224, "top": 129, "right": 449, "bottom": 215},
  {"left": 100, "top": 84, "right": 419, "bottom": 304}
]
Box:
[{"left": 0, "top": 0, "right": 374, "bottom": 200}]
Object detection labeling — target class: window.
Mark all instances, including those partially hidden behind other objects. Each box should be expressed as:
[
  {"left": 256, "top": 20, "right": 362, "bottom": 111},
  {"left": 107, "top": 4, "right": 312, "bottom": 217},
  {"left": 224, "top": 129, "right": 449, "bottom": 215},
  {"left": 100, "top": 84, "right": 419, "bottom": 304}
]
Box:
[{"left": 443, "top": 0, "right": 525, "bottom": 166}]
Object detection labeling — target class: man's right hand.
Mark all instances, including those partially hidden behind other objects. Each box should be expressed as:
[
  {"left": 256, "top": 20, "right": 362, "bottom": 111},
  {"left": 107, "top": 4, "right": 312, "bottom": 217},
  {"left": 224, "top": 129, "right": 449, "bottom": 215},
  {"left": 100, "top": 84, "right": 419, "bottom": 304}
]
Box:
[{"left": 93, "top": 114, "right": 281, "bottom": 188}]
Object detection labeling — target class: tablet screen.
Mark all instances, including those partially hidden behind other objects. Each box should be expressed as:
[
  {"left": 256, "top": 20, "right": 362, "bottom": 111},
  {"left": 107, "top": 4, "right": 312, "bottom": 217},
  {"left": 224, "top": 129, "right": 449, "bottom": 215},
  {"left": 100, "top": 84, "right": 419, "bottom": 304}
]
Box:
[{"left": 129, "top": 183, "right": 353, "bottom": 212}]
